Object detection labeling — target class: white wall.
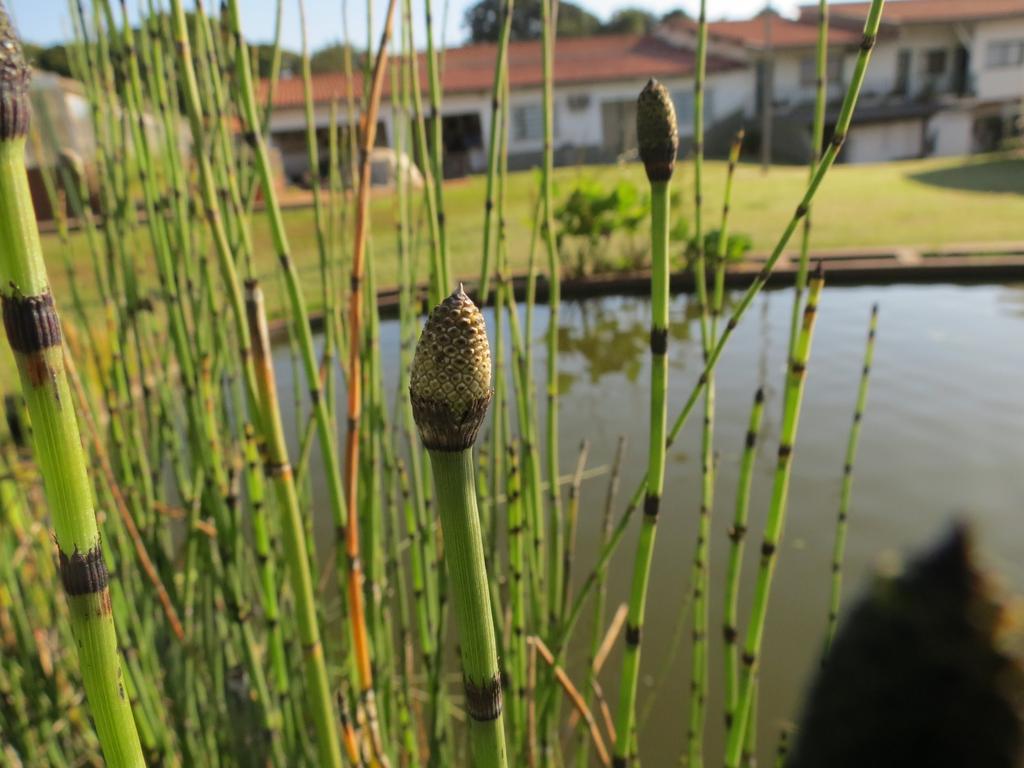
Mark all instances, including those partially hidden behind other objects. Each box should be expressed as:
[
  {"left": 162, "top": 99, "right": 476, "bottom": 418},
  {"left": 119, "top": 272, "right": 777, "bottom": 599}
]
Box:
[
  {"left": 850, "top": 24, "right": 964, "bottom": 101},
  {"left": 971, "top": 18, "right": 1024, "bottom": 101},
  {"left": 771, "top": 49, "right": 847, "bottom": 107},
  {"left": 927, "top": 109, "right": 973, "bottom": 157},
  {"left": 845, "top": 118, "right": 924, "bottom": 163}
]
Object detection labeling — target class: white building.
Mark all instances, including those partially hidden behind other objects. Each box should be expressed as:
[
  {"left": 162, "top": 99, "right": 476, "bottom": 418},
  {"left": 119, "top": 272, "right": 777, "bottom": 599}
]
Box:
[{"left": 261, "top": 0, "right": 1024, "bottom": 179}]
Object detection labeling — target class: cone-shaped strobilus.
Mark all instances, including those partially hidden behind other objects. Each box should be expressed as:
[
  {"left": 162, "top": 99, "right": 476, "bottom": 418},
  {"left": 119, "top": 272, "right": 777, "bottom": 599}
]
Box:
[{"left": 410, "top": 286, "right": 508, "bottom": 768}]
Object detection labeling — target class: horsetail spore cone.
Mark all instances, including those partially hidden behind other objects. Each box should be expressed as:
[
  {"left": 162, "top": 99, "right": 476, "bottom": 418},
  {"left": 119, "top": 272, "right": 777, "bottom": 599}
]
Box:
[
  {"left": 613, "top": 78, "right": 677, "bottom": 765},
  {"left": 0, "top": 7, "right": 30, "bottom": 142},
  {"left": 636, "top": 78, "right": 679, "bottom": 182},
  {"left": 410, "top": 286, "right": 508, "bottom": 768},
  {"left": 0, "top": 5, "right": 144, "bottom": 765},
  {"left": 410, "top": 285, "right": 493, "bottom": 452}
]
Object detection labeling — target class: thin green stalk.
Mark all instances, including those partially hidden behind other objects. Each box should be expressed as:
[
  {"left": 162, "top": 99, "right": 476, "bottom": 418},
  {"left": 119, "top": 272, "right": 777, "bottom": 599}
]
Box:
[
  {"left": 825, "top": 303, "right": 878, "bottom": 651},
  {"left": 561, "top": 440, "right": 589, "bottom": 620},
  {"left": 725, "top": 265, "right": 826, "bottom": 767},
  {"left": 505, "top": 440, "right": 528, "bottom": 754},
  {"left": 723, "top": 387, "right": 765, "bottom": 729},
  {"left": 245, "top": 280, "right": 344, "bottom": 768},
  {"left": 477, "top": 0, "right": 515, "bottom": 302},
  {"left": 423, "top": 0, "right": 449, "bottom": 288},
  {"left": 613, "top": 79, "right": 678, "bottom": 765},
  {"left": 0, "top": 11, "right": 144, "bottom": 764},
  {"left": 540, "top": 0, "right": 563, "bottom": 640},
  {"left": 787, "top": 0, "right": 830, "bottom": 360},
  {"left": 410, "top": 288, "right": 508, "bottom": 768},
  {"left": 403, "top": 0, "right": 444, "bottom": 304},
  {"left": 660, "top": 0, "right": 887, "bottom": 480},
  {"left": 687, "top": 5, "right": 713, "bottom": 758},
  {"left": 577, "top": 434, "right": 626, "bottom": 768},
  {"left": 552, "top": 3, "right": 885, "bottom": 669}
]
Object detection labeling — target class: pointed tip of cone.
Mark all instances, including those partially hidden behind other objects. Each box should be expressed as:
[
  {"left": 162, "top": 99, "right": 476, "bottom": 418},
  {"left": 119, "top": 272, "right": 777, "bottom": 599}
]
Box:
[{"left": 0, "top": 1, "right": 30, "bottom": 140}]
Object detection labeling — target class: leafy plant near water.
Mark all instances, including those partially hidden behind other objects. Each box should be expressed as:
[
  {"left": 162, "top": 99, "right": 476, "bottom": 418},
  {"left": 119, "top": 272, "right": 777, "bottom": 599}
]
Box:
[{"left": 9, "top": 0, "right": 1006, "bottom": 766}]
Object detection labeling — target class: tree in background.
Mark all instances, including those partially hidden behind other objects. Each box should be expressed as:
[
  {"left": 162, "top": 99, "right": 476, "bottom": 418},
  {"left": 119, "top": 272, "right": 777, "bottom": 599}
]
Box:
[
  {"left": 251, "top": 43, "right": 302, "bottom": 78},
  {"left": 309, "top": 43, "right": 364, "bottom": 74},
  {"left": 22, "top": 43, "right": 72, "bottom": 77},
  {"left": 660, "top": 8, "right": 691, "bottom": 24},
  {"left": 464, "top": 0, "right": 601, "bottom": 42},
  {"left": 602, "top": 7, "right": 656, "bottom": 35}
]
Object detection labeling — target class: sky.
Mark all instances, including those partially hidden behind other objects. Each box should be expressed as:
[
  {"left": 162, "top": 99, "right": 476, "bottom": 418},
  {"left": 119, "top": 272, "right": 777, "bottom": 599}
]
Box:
[{"left": 6, "top": 0, "right": 802, "bottom": 51}]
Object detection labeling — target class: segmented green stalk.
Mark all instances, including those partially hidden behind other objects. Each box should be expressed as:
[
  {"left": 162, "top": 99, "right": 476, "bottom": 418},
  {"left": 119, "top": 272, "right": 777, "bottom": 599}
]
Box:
[
  {"left": 423, "top": 0, "right": 449, "bottom": 287},
  {"left": 613, "top": 79, "right": 678, "bottom": 766},
  {"left": 245, "top": 281, "right": 344, "bottom": 768},
  {"left": 552, "top": 2, "right": 885, "bottom": 672},
  {"left": 410, "top": 288, "right": 508, "bottom": 768},
  {"left": 577, "top": 434, "right": 627, "bottom": 768},
  {"left": 0, "top": 10, "right": 144, "bottom": 764},
  {"left": 723, "top": 387, "right": 765, "bottom": 729},
  {"left": 504, "top": 439, "right": 528, "bottom": 751},
  {"left": 774, "top": 727, "right": 791, "bottom": 768},
  {"left": 540, "top": 0, "right": 563, "bottom": 639},
  {"left": 686, "top": 5, "right": 717, "bottom": 753},
  {"left": 661, "top": 0, "right": 886, "bottom": 472},
  {"left": 561, "top": 441, "right": 589, "bottom": 622},
  {"left": 403, "top": 0, "right": 445, "bottom": 303},
  {"left": 787, "top": 0, "right": 830, "bottom": 360},
  {"left": 825, "top": 303, "right": 878, "bottom": 651},
  {"left": 477, "top": 0, "right": 515, "bottom": 302},
  {"left": 725, "top": 265, "right": 826, "bottom": 766}
]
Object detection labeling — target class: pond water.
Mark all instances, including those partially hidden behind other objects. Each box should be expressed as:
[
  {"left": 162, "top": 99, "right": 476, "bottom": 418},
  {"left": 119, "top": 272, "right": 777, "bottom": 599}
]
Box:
[{"left": 273, "top": 281, "right": 1024, "bottom": 764}]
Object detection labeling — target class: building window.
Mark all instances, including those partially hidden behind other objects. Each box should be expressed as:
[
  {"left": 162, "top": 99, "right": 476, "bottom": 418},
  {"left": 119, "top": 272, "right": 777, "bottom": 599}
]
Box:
[
  {"left": 986, "top": 39, "right": 1024, "bottom": 69},
  {"left": 925, "top": 49, "right": 947, "bottom": 75},
  {"left": 567, "top": 93, "right": 590, "bottom": 112},
  {"left": 799, "top": 53, "right": 843, "bottom": 86},
  {"left": 894, "top": 49, "right": 911, "bottom": 94},
  {"left": 672, "top": 89, "right": 694, "bottom": 128},
  {"left": 511, "top": 103, "right": 544, "bottom": 142}
]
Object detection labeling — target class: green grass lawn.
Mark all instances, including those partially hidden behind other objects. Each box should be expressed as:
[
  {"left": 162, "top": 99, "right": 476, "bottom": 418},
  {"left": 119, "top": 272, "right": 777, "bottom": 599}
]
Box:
[
  {"left": 38, "top": 152, "right": 1024, "bottom": 321},
  {"left": 5, "top": 152, "right": 1019, "bottom": 387}
]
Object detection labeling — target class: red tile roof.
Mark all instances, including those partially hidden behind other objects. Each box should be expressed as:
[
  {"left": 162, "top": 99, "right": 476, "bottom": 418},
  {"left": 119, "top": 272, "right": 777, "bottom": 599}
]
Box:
[
  {"left": 807, "top": 0, "right": 1024, "bottom": 25},
  {"left": 260, "top": 34, "right": 743, "bottom": 108},
  {"left": 663, "top": 11, "right": 863, "bottom": 50}
]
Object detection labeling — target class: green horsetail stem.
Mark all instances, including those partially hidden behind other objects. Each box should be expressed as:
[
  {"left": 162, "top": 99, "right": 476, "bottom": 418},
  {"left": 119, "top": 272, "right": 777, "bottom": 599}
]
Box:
[
  {"left": 245, "top": 280, "right": 344, "bottom": 768},
  {"left": 577, "top": 434, "right": 627, "bottom": 768},
  {"left": 540, "top": 0, "right": 563, "bottom": 644},
  {"left": 613, "top": 78, "right": 678, "bottom": 766},
  {"left": 477, "top": 0, "right": 515, "bottom": 302},
  {"left": 774, "top": 727, "right": 791, "bottom": 768},
  {"left": 402, "top": 0, "right": 444, "bottom": 305},
  {"left": 423, "top": 0, "right": 449, "bottom": 288},
  {"left": 825, "top": 303, "right": 879, "bottom": 652},
  {"left": 723, "top": 387, "right": 765, "bottom": 729},
  {"left": 410, "top": 287, "right": 508, "bottom": 768},
  {"left": 0, "top": 7, "right": 144, "bottom": 765},
  {"left": 725, "top": 264, "right": 826, "bottom": 766},
  {"left": 550, "top": 0, "right": 885, "bottom": 675},
  {"left": 788, "top": 0, "right": 831, "bottom": 361}
]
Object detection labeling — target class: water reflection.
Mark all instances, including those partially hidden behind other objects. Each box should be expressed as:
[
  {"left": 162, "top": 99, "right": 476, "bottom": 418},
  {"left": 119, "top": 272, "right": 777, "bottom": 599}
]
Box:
[
  {"left": 275, "top": 282, "right": 1024, "bottom": 765},
  {"left": 556, "top": 294, "right": 702, "bottom": 391}
]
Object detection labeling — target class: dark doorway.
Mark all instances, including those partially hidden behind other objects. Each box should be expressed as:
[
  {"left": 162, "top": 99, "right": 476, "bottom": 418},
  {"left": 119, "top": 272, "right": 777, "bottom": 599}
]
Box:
[
  {"left": 952, "top": 46, "right": 970, "bottom": 96},
  {"left": 438, "top": 113, "right": 484, "bottom": 178},
  {"left": 601, "top": 99, "right": 638, "bottom": 157}
]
